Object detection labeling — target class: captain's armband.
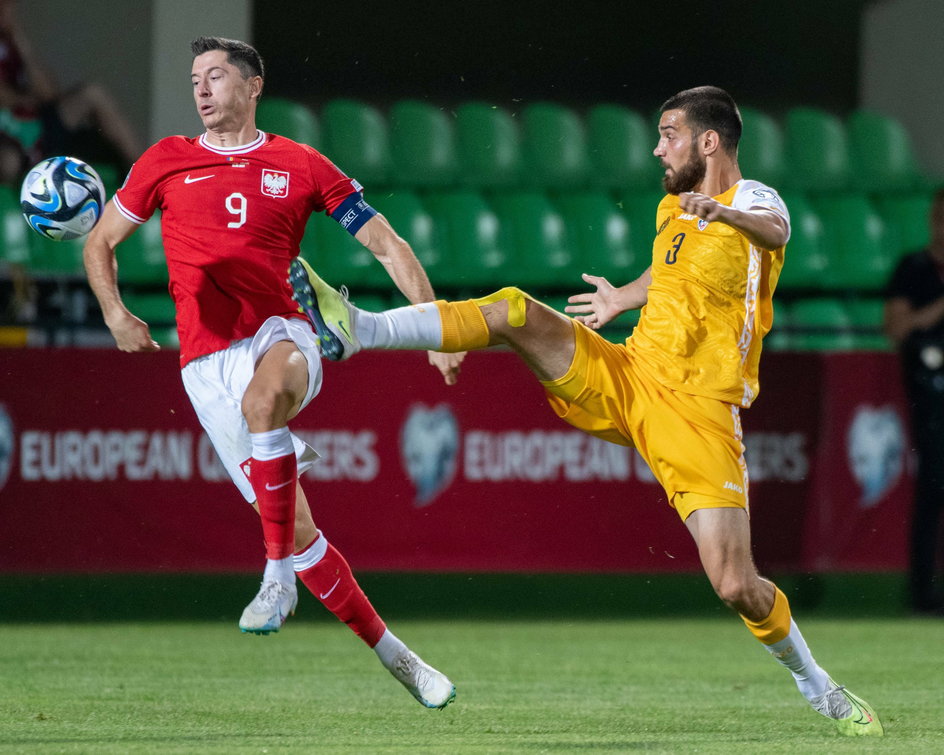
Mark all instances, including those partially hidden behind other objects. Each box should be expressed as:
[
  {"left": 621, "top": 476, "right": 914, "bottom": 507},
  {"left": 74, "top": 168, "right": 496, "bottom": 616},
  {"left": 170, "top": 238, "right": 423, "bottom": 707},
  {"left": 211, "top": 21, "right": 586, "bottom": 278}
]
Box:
[{"left": 329, "top": 193, "right": 377, "bottom": 236}]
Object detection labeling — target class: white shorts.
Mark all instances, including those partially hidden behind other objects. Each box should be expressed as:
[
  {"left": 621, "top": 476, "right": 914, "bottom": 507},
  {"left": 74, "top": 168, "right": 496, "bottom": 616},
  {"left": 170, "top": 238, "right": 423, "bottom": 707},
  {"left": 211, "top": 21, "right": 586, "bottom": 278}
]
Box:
[{"left": 181, "top": 316, "right": 323, "bottom": 503}]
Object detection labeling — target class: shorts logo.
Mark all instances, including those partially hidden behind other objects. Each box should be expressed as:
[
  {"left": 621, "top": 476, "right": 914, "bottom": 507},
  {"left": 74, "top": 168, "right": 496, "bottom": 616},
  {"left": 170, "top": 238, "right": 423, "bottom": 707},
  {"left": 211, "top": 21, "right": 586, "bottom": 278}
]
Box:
[
  {"left": 723, "top": 480, "right": 743, "bottom": 494},
  {"left": 261, "top": 169, "right": 289, "bottom": 198}
]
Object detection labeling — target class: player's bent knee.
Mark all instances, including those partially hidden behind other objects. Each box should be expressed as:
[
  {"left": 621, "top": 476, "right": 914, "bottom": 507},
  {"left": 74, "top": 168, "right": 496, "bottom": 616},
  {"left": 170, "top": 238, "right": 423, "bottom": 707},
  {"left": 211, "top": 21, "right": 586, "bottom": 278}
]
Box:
[{"left": 472, "top": 287, "right": 535, "bottom": 328}]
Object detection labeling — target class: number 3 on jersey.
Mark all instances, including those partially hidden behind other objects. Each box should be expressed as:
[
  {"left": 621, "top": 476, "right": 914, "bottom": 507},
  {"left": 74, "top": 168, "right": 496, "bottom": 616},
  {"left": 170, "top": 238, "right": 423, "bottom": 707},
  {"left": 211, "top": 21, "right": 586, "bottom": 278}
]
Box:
[
  {"left": 665, "top": 232, "right": 685, "bottom": 264},
  {"left": 226, "top": 192, "right": 247, "bottom": 229}
]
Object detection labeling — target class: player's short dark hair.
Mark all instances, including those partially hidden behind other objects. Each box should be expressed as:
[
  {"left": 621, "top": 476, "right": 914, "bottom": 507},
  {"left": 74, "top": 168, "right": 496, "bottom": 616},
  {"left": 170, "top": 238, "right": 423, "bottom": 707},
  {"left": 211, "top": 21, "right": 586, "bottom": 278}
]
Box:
[
  {"left": 661, "top": 86, "right": 742, "bottom": 154},
  {"left": 191, "top": 36, "right": 265, "bottom": 80}
]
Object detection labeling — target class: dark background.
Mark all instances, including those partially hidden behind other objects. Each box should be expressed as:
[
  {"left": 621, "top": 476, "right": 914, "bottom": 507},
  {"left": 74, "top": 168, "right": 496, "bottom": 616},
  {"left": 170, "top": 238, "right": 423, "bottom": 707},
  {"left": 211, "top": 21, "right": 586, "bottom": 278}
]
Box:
[{"left": 255, "top": 0, "right": 869, "bottom": 114}]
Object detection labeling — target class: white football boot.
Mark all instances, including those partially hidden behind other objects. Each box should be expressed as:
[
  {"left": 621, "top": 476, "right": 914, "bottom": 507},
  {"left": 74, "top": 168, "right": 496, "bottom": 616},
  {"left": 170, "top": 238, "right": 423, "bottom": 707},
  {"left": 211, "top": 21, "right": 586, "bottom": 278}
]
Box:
[{"left": 238, "top": 580, "right": 298, "bottom": 635}]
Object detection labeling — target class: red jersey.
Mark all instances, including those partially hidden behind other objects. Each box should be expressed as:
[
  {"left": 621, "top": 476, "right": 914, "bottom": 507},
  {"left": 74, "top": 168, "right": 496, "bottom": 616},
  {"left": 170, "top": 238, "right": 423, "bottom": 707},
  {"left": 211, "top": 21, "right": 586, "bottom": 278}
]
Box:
[{"left": 114, "top": 131, "right": 366, "bottom": 366}]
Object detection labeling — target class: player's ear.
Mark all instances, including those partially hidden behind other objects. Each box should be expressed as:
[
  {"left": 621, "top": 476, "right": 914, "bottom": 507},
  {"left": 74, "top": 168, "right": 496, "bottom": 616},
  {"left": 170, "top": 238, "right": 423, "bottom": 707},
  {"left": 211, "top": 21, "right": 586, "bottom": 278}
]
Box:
[
  {"left": 249, "top": 76, "right": 263, "bottom": 101},
  {"left": 701, "top": 129, "right": 721, "bottom": 157}
]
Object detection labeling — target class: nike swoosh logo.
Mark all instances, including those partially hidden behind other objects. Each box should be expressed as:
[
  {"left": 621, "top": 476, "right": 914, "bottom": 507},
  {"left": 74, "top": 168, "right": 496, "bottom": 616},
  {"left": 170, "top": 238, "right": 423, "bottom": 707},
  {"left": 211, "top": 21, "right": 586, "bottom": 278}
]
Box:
[
  {"left": 265, "top": 480, "right": 294, "bottom": 491},
  {"left": 184, "top": 174, "right": 215, "bottom": 184},
  {"left": 319, "top": 578, "right": 341, "bottom": 600},
  {"left": 337, "top": 319, "right": 352, "bottom": 340}
]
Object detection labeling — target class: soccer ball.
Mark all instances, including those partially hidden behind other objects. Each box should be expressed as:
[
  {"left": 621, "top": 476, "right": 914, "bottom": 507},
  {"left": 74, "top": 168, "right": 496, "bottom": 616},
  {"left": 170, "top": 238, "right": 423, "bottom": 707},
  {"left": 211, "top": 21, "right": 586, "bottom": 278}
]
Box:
[{"left": 20, "top": 156, "right": 106, "bottom": 241}]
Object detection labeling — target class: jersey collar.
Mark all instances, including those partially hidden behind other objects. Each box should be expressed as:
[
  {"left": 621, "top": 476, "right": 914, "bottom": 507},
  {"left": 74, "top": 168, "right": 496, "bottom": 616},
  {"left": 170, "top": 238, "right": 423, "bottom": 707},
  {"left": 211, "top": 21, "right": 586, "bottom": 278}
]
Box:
[{"left": 198, "top": 130, "right": 267, "bottom": 155}]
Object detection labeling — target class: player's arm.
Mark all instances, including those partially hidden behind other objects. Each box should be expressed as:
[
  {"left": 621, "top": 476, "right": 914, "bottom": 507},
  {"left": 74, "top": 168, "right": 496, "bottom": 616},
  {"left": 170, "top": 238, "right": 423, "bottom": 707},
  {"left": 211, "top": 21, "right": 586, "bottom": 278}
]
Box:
[
  {"left": 566, "top": 267, "right": 652, "bottom": 330},
  {"left": 680, "top": 192, "right": 789, "bottom": 250},
  {"left": 354, "top": 213, "right": 434, "bottom": 303},
  {"left": 884, "top": 295, "right": 944, "bottom": 346},
  {"left": 354, "top": 212, "right": 465, "bottom": 385},
  {"left": 83, "top": 201, "right": 160, "bottom": 352}
]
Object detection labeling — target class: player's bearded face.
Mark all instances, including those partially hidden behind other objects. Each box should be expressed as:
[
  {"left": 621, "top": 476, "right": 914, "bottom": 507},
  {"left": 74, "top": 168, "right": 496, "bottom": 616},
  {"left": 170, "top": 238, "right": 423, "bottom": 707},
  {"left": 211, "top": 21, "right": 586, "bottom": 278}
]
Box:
[{"left": 662, "top": 138, "right": 706, "bottom": 195}]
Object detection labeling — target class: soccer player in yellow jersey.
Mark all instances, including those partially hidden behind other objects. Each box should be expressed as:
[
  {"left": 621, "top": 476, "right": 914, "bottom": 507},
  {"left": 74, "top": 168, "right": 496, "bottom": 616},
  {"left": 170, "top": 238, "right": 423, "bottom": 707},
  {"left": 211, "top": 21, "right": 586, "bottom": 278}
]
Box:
[{"left": 289, "top": 86, "right": 884, "bottom": 736}]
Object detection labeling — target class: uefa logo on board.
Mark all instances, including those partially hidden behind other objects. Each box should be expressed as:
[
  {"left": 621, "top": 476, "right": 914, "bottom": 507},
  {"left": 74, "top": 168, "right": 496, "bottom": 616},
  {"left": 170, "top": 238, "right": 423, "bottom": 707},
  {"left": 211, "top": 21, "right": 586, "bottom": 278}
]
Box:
[
  {"left": 399, "top": 403, "right": 460, "bottom": 507},
  {"left": 846, "top": 404, "right": 905, "bottom": 508},
  {"left": 0, "top": 404, "right": 13, "bottom": 493}
]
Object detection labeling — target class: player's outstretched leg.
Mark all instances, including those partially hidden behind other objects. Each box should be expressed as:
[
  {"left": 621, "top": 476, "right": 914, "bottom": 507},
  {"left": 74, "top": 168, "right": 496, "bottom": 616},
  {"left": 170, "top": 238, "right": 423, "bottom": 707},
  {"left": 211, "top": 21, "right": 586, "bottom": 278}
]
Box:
[
  {"left": 289, "top": 256, "right": 562, "bottom": 359},
  {"left": 294, "top": 535, "right": 456, "bottom": 709}
]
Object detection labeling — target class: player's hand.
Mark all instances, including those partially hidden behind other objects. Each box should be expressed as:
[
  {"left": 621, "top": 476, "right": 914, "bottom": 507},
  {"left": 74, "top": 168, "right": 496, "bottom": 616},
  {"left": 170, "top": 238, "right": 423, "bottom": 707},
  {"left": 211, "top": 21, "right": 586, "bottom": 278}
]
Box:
[
  {"left": 566, "top": 274, "right": 623, "bottom": 330},
  {"left": 106, "top": 310, "right": 161, "bottom": 353},
  {"left": 428, "top": 350, "right": 465, "bottom": 386},
  {"left": 679, "top": 191, "right": 731, "bottom": 223}
]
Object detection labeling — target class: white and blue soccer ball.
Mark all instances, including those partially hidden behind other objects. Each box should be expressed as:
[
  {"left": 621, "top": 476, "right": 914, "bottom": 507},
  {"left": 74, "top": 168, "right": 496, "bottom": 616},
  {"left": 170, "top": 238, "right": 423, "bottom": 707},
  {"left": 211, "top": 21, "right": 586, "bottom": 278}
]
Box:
[{"left": 20, "top": 156, "right": 106, "bottom": 241}]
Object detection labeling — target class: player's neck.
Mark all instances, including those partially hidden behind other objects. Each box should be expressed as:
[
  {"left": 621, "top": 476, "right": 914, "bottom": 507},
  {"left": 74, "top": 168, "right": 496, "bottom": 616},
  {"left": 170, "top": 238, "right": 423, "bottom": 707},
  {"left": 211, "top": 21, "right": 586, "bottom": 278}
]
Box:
[
  {"left": 203, "top": 123, "right": 260, "bottom": 149},
  {"left": 695, "top": 161, "right": 742, "bottom": 198}
]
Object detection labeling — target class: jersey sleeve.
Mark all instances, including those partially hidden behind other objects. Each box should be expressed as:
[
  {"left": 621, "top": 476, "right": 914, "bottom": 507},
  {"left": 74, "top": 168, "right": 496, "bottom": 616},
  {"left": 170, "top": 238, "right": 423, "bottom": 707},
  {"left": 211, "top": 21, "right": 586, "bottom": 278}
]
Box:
[
  {"left": 732, "top": 180, "right": 791, "bottom": 244},
  {"left": 306, "top": 148, "right": 377, "bottom": 236},
  {"left": 113, "top": 142, "right": 167, "bottom": 224}
]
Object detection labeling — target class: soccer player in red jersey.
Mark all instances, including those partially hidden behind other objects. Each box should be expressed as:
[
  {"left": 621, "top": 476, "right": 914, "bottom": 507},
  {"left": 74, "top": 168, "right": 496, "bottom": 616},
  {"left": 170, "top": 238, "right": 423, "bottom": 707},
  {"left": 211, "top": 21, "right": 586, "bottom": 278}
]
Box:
[{"left": 82, "top": 36, "right": 459, "bottom": 709}]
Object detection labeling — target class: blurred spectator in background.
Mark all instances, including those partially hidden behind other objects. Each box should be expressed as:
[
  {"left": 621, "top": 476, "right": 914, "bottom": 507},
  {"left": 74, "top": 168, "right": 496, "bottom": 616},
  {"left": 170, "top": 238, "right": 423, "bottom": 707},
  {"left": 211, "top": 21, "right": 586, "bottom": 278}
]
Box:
[
  {"left": 0, "top": 0, "right": 142, "bottom": 185},
  {"left": 884, "top": 187, "right": 944, "bottom": 615}
]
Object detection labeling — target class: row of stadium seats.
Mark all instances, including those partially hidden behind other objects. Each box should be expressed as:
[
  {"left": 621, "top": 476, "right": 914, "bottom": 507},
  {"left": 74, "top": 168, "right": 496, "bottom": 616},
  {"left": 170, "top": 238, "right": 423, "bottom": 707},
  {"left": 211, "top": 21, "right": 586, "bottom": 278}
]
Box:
[
  {"left": 0, "top": 184, "right": 934, "bottom": 295},
  {"left": 249, "top": 97, "right": 929, "bottom": 195}
]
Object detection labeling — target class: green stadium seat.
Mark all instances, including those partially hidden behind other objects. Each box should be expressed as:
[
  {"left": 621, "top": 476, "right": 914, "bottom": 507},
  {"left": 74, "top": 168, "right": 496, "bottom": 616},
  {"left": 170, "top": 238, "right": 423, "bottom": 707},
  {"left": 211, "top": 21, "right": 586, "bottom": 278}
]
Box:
[
  {"left": 845, "top": 297, "right": 892, "bottom": 351},
  {"left": 424, "top": 190, "right": 507, "bottom": 289},
  {"left": 617, "top": 189, "right": 666, "bottom": 267},
  {"left": 371, "top": 190, "right": 452, "bottom": 286},
  {"left": 783, "top": 107, "right": 849, "bottom": 192},
  {"left": 585, "top": 104, "right": 661, "bottom": 192},
  {"left": 454, "top": 102, "right": 522, "bottom": 189},
  {"left": 555, "top": 191, "right": 635, "bottom": 280},
  {"left": 122, "top": 291, "right": 177, "bottom": 325},
  {"left": 116, "top": 217, "right": 167, "bottom": 286},
  {"left": 26, "top": 234, "right": 84, "bottom": 279},
  {"left": 765, "top": 299, "right": 792, "bottom": 351},
  {"left": 813, "top": 194, "right": 892, "bottom": 291},
  {"left": 874, "top": 191, "right": 934, "bottom": 258},
  {"left": 789, "top": 298, "right": 856, "bottom": 351},
  {"left": 389, "top": 100, "right": 458, "bottom": 188},
  {"left": 490, "top": 191, "right": 576, "bottom": 288},
  {"left": 93, "top": 163, "right": 123, "bottom": 198},
  {"left": 301, "top": 213, "right": 385, "bottom": 288},
  {"left": 847, "top": 109, "right": 923, "bottom": 194},
  {"left": 0, "top": 185, "right": 32, "bottom": 267},
  {"left": 777, "top": 192, "right": 831, "bottom": 290},
  {"left": 738, "top": 106, "right": 785, "bottom": 187},
  {"left": 256, "top": 97, "right": 320, "bottom": 147},
  {"left": 320, "top": 99, "right": 391, "bottom": 187},
  {"left": 521, "top": 102, "right": 588, "bottom": 189}
]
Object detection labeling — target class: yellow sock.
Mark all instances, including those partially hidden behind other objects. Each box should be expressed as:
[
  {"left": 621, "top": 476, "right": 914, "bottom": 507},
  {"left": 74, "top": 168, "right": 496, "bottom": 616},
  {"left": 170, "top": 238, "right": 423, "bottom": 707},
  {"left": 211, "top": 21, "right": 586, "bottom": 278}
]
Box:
[
  {"left": 436, "top": 300, "right": 490, "bottom": 352},
  {"left": 741, "top": 586, "right": 791, "bottom": 645}
]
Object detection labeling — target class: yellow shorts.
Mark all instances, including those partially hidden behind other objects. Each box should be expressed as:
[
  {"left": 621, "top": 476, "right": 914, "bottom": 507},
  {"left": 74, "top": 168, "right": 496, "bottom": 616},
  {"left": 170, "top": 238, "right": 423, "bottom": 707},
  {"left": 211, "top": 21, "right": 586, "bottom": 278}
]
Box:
[{"left": 541, "top": 321, "right": 749, "bottom": 520}]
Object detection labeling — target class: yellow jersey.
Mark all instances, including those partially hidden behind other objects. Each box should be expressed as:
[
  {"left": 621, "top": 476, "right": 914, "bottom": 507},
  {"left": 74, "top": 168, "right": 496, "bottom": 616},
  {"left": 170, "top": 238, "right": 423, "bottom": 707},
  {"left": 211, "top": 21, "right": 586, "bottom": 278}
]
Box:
[{"left": 627, "top": 180, "right": 789, "bottom": 408}]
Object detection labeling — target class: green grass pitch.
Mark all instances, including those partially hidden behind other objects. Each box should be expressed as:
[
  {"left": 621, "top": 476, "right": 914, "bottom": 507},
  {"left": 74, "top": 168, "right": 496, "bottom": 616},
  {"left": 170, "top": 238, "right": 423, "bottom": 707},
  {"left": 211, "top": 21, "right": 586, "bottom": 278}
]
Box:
[{"left": 1, "top": 616, "right": 942, "bottom": 753}]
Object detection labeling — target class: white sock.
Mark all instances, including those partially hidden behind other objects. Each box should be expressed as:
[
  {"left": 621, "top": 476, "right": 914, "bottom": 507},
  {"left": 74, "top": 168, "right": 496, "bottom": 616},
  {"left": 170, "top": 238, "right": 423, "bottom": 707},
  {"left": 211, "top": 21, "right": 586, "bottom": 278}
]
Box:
[
  {"left": 372, "top": 628, "right": 408, "bottom": 669},
  {"left": 292, "top": 534, "right": 328, "bottom": 572},
  {"left": 249, "top": 427, "right": 294, "bottom": 460},
  {"left": 263, "top": 556, "right": 295, "bottom": 585},
  {"left": 764, "top": 619, "right": 830, "bottom": 701},
  {"left": 356, "top": 303, "right": 442, "bottom": 350}
]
